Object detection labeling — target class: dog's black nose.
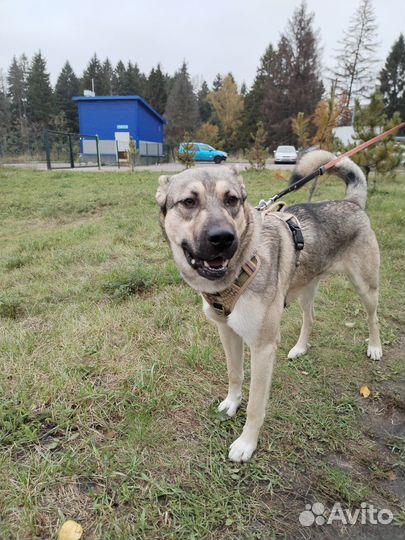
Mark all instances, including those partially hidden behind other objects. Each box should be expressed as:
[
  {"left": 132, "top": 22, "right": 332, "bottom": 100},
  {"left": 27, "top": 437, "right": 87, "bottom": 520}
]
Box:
[{"left": 207, "top": 227, "right": 235, "bottom": 249}]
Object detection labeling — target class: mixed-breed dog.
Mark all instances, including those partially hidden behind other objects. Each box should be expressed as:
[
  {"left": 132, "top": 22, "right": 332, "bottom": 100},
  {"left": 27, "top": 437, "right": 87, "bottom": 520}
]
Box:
[{"left": 155, "top": 150, "right": 382, "bottom": 462}]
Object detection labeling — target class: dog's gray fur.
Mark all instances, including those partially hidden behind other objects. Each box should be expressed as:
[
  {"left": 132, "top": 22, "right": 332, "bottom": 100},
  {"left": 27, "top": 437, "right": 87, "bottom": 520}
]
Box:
[{"left": 156, "top": 151, "right": 382, "bottom": 462}]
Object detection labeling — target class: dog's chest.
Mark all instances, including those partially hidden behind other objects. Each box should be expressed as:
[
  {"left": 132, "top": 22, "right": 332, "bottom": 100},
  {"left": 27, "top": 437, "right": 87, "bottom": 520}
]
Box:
[{"left": 226, "top": 293, "right": 265, "bottom": 346}]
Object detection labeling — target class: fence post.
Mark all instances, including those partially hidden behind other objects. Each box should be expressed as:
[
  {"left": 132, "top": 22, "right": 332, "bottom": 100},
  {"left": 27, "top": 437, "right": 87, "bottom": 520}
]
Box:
[
  {"left": 68, "top": 134, "right": 74, "bottom": 168},
  {"left": 95, "top": 135, "right": 101, "bottom": 169},
  {"left": 116, "top": 140, "right": 120, "bottom": 169},
  {"left": 43, "top": 129, "right": 51, "bottom": 170}
]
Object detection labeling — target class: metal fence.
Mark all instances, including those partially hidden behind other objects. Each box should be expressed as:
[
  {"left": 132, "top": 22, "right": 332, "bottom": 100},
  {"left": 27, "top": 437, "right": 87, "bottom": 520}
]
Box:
[
  {"left": 43, "top": 129, "right": 177, "bottom": 169},
  {"left": 43, "top": 130, "right": 102, "bottom": 169}
]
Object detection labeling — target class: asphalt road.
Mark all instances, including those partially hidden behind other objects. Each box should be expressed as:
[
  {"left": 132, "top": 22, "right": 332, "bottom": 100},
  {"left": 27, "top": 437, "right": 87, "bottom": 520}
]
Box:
[{"left": 1, "top": 161, "right": 296, "bottom": 173}]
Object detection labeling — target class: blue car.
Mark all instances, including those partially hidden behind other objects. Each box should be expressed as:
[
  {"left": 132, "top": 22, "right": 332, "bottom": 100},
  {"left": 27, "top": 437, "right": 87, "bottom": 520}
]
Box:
[{"left": 179, "top": 142, "right": 227, "bottom": 164}]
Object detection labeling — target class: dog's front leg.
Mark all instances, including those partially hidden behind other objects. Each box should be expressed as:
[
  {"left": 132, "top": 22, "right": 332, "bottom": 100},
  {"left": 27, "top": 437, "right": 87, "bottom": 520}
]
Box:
[
  {"left": 228, "top": 342, "right": 276, "bottom": 462},
  {"left": 217, "top": 323, "right": 244, "bottom": 417}
]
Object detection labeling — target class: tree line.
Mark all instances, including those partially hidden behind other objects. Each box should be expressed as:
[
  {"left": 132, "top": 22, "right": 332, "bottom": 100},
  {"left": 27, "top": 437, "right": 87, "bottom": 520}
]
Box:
[{"left": 0, "top": 0, "right": 403, "bottom": 158}]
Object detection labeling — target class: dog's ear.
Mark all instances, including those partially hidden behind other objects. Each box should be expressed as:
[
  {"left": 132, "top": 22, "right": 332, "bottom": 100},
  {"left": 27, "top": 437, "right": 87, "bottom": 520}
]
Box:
[
  {"left": 229, "top": 165, "right": 247, "bottom": 202},
  {"left": 156, "top": 175, "right": 171, "bottom": 215}
]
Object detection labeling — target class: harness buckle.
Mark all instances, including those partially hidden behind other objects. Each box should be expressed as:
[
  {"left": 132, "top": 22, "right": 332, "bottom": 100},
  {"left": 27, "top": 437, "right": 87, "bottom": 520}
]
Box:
[{"left": 286, "top": 218, "right": 304, "bottom": 250}]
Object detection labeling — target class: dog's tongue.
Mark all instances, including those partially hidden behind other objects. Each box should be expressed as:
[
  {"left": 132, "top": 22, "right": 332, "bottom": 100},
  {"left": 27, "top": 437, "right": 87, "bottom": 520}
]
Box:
[{"left": 207, "top": 258, "right": 224, "bottom": 269}]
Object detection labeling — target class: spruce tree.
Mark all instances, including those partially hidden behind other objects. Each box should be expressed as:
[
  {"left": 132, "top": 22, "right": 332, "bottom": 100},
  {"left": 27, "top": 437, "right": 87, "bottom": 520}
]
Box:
[
  {"left": 145, "top": 64, "right": 167, "bottom": 113},
  {"left": 7, "top": 54, "right": 28, "bottom": 127},
  {"left": 286, "top": 2, "right": 324, "bottom": 118},
  {"left": 102, "top": 58, "right": 114, "bottom": 95},
  {"left": 239, "top": 44, "right": 276, "bottom": 149},
  {"left": 6, "top": 56, "right": 29, "bottom": 154},
  {"left": 261, "top": 2, "right": 323, "bottom": 148},
  {"left": 125, "top": 61, "right": 146, "bottom": 96},
  {"left": 81, "top": 54, "right": 106, "bottom": 95},
  {"left": 212, "top": 74, "right": 223, "bottom": 92},
  {"left": 379, "top": 34, "right": 405, "bottom": 121},
  {"left": 112, "top": 60, "right": 127, "bottom": 94},
  {"left": 164, "top": 62, "right": 200, "bottom": 144},
  {"left": 26, "top": 51, "right": 54, "bottom": 126},
  {"left": 0, "top": 70, "right": 11, "bottom": 156},
  {"left": 197, "top": 80, "right": 212, "bottom": 123},
  {"left": 55, "top": 61, "right": 80, "bottom": 131}
]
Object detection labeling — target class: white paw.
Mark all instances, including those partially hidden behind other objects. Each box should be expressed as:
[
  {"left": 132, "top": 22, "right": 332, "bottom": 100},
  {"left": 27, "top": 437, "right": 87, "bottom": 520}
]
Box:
[
  {"left": 287, "top": 344, "right": 308, "bottom": 359},
  {"left": 218, "top": 395, "right": 241, "bottom": 417},
  {"left": 228, "top": 435, "right": 257, "bottom": 462},
  {"left": 367, "top": 345, "right": 382, "bottom": 360}
]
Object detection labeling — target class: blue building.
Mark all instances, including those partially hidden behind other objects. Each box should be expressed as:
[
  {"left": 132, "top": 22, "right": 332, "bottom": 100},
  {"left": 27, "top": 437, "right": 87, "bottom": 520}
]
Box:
[{"left": 72, "top": 96, "right": 167, "bottom": 160}]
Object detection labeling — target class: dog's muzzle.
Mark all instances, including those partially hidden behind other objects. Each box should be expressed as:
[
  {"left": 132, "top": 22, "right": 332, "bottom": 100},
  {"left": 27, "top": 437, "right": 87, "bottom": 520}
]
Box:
[{"left": 182, "top": 226, "right": 238, "bottom": 281}]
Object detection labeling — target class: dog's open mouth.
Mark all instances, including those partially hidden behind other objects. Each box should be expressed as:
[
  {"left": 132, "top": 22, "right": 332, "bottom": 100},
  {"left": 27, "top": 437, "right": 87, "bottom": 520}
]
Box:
[{"left": 183, "top": 247, "right": 229, "bottom": 280}]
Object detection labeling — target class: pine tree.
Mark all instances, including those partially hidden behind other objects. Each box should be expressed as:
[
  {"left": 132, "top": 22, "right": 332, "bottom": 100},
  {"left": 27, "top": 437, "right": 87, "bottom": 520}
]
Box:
[
  {"left": 164, "top": 62, "right": 200, "bottom": 144},
  {"left": 26, "top": 51, "right": 54, "bottom": 126},
  {"left": 55, "top": 61, "right": 80, "bottom": 131},
  {"left": 145, "top": 64, "right": 167, "bottom": 114},
  {"left": 177, "top": 133, "right": 196, "bottom": 169},
  {"left": 291, "top": 112, "right": 310, "bottom": 150},
  {"left": 245, "top": 122, "right": 268, "bottom": 171},
  {"left": 332, "top": 0, "right": 379, "bottom": 111},
  {"left": 207, "top": 73, "right": 244, "bottom": 151},
  {"left": 311, "top": 83, "right": 344, "bottom": 150},
  {"left": 379, "top": 34, "right": 405, "bottom": 121},
  {"left": 351, "top": 91, "right": 403, "bottom": 188}
]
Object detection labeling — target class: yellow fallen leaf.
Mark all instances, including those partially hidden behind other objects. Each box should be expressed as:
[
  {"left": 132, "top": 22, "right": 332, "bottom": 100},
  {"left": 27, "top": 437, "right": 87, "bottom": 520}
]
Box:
[
  {"left": 387, "top": 471, "right": 397, "bottom": 481},
  {"left": 58, "top": 520, "right": 83, "bottom": 540},
  {"left": 359, "top": 385, "right": 371, "bottom": 398}
]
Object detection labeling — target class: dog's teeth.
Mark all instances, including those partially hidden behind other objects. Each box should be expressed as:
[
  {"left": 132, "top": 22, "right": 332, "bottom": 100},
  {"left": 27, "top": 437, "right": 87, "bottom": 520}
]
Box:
[{"left": 203, "top": 261, "right": 210, "bottom": 268}]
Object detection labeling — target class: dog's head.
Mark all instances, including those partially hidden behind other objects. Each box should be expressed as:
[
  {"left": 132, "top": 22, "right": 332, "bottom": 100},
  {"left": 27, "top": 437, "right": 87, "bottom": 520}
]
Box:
[{"left": 156, "top": 166, "right": 250, "bottom": 292}]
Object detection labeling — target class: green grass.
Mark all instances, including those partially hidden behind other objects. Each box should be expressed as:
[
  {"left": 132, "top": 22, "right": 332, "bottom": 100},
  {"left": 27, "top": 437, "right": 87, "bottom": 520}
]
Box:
[{"left": 0, "top": 166, "right": 404, "bottom": 539}]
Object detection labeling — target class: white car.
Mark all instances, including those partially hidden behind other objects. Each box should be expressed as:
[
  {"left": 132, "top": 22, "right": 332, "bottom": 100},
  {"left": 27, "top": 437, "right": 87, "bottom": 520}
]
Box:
[{"left": 274, "top": 145, "right": 298, "bottom": 164}]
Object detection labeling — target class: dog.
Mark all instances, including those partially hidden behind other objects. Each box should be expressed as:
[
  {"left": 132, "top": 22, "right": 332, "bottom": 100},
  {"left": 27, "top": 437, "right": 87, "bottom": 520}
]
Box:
[{"left": 156, "top": 150, "right": 382, "bottom": 462}]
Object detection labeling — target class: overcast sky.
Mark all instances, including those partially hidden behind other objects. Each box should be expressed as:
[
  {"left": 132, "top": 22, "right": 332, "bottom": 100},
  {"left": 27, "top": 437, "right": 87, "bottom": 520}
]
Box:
[{"left": 1, "top": 0, "right": 403, "bottom": 90}]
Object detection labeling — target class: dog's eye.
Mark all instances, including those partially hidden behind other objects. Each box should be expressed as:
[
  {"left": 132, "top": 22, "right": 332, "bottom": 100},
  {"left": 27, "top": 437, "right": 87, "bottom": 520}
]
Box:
[
  {"left": 182, "top": 198, "right": 197, "bottom": 209},
  {"left": 225, "top": 195, "right": 239, "bottom": 207}
]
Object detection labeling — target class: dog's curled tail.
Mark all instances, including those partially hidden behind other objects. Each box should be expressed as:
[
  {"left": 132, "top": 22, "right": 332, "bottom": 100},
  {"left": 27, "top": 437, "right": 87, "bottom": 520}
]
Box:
[{"left": 289, "top": 150, "right": 367, "bottom": 209}]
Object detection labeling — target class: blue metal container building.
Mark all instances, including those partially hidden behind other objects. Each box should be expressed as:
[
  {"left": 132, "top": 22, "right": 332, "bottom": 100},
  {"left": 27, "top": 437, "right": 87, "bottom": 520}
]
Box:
[{"left": 72, "top": 96, "right": 167, "bottom": 160}]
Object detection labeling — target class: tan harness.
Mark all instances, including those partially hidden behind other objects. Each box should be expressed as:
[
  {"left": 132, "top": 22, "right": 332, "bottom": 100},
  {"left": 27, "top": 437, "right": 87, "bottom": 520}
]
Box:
[{"left": 202, "top": 202, "right": 304, "bottom": 318}]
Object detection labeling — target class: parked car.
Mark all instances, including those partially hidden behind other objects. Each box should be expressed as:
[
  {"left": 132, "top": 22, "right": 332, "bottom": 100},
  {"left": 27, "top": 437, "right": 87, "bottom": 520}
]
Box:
[
  {"left": 178, "top": 142, "right": 227, "bottom": 164},
  {"left": 273, "top": 145, "right": 298, "bottom": 164}
]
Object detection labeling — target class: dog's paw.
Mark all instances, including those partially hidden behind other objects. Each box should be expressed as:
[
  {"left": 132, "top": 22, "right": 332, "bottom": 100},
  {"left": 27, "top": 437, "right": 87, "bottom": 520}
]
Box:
[
  {"left": 287, "top": 344, "right": 308, "bottom": 359},
  {"left": 228, "top": 435, "right": 257, "bottom": 463},
  {"left": 218, "top": 395, "right": 241, "bottom": 417},
  {"left": 367, "top": 345, "right": 382, "bottom": 361}
]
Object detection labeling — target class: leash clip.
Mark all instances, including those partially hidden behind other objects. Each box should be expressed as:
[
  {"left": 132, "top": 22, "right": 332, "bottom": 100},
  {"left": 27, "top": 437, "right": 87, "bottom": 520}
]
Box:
[{"left": 256, "top": 196, "right": 276, "bottom": 211}]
